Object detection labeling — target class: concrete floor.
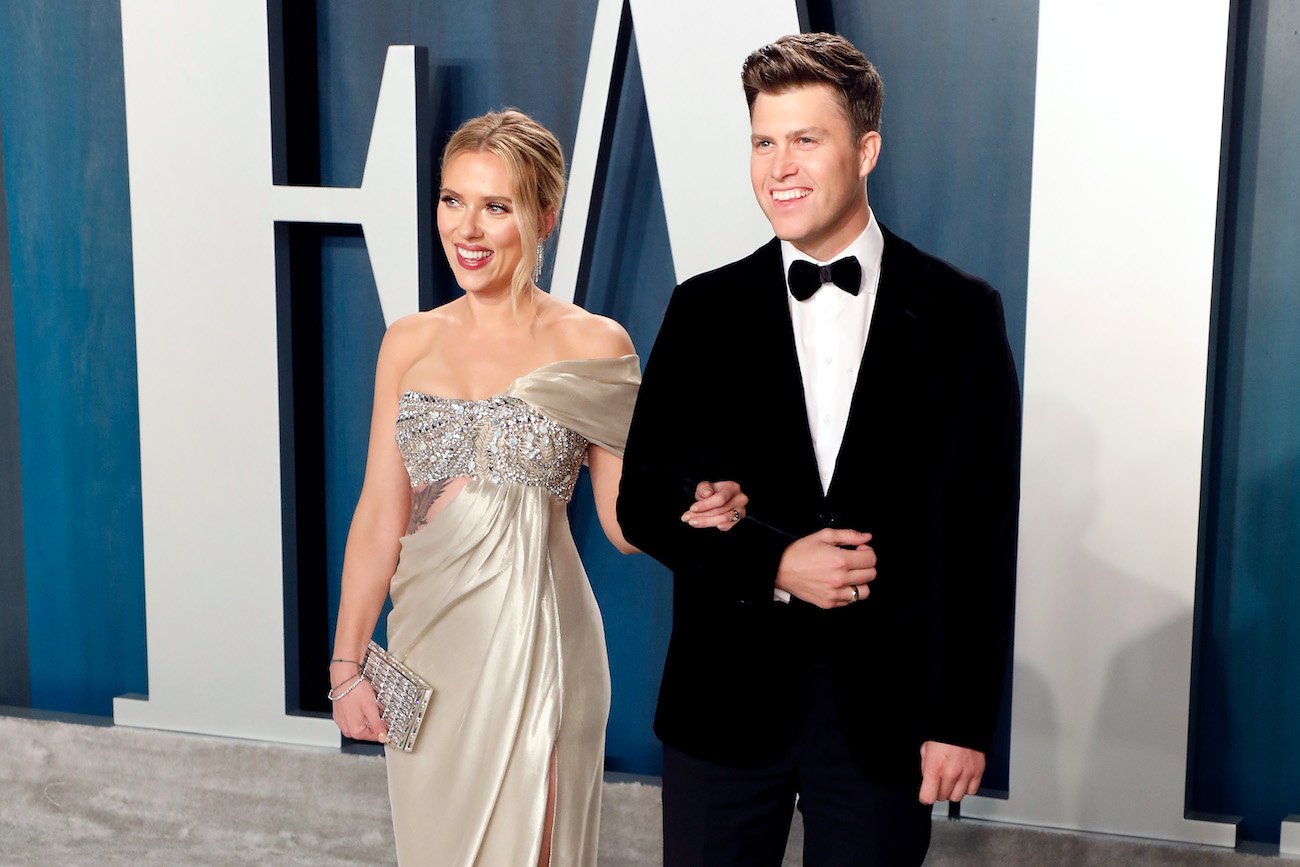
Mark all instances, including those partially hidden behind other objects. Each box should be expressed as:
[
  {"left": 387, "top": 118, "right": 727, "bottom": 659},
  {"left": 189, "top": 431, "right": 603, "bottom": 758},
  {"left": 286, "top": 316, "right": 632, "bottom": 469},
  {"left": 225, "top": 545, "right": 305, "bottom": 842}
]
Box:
[{"left": 1, "top": 713, "right": 1295, "bottom": 866}]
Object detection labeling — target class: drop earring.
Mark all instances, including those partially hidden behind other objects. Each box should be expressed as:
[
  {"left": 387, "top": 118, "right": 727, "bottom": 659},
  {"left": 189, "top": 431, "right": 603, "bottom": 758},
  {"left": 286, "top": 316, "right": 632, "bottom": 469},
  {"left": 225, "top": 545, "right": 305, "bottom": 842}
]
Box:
[{"left": 533, "top": 241, "right": 546, "bottom": 284}]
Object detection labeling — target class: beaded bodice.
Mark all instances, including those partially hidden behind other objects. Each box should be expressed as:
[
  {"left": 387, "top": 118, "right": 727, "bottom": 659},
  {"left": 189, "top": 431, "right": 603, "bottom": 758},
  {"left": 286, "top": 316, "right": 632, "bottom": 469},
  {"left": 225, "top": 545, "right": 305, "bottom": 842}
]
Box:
[{"left": 396, "top": 391, "right": 589, "bottom": 502}]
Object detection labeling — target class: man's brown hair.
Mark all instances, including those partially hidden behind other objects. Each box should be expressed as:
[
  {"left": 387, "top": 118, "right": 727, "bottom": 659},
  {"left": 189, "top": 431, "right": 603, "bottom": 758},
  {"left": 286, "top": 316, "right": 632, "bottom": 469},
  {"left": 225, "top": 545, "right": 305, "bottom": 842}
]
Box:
[{"left": 741, "top": 33, "right": 883, "bottom": 142}]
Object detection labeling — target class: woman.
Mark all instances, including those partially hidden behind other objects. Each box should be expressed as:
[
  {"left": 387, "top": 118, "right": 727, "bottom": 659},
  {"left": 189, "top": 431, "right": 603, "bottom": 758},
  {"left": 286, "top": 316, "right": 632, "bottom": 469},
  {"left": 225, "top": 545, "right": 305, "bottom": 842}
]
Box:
[{"left": 327, "top": 110, "right": 746, "bottom": 866}]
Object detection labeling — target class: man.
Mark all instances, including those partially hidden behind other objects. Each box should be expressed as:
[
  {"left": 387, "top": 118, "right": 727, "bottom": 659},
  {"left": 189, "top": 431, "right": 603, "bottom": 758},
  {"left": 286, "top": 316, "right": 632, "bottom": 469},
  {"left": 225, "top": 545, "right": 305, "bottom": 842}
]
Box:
[{"left": 617, "top": 33, "right": 1021, "bottom": 866}]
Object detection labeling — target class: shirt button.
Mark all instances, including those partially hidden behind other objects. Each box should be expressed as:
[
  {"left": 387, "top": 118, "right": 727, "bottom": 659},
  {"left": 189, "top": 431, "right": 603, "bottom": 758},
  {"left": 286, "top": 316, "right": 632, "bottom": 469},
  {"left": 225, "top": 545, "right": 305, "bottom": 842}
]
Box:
[
  {"left": 823, "top": 413, "right": 832, "bottom": 424},
  {"left": 823, "top": 355, "right": 833, "bottom": 365}
]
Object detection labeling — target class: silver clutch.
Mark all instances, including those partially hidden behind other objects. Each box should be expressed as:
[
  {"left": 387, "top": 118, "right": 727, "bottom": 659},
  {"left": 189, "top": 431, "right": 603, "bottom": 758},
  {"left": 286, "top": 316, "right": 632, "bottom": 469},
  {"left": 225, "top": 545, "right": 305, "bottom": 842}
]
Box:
[{"left": 361, "top": 640, "right": 433, "bottom": 752}]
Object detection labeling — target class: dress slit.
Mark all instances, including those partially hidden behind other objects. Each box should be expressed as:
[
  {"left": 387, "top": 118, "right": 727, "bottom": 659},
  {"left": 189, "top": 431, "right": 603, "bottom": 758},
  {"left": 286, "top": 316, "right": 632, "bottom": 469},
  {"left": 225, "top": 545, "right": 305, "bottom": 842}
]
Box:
[{"left": 538, "top": 744, "right": 559, "bottom": 867}]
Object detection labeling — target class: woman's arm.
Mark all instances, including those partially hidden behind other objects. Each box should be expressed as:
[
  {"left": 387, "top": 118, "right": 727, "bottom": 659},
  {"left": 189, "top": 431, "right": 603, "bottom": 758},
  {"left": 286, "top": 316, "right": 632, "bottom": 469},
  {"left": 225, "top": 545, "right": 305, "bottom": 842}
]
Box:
[
  {"left": 589, "top": 444, "right": 638, "bottom": 554},
  {"left": 591, "top": 448, "right": 750, "bottom": 552},
  {"left": 617, "top": 285, "right": 795, "bottom": 603},
  {"left": 563, "top": 314, "right": 643, "bottom": 554},
  {"left": 576, "top": 312, "right": 747, "bottom": 552},
  {"left": 329, "top": 320, "right": 421, "bottom": 742}
]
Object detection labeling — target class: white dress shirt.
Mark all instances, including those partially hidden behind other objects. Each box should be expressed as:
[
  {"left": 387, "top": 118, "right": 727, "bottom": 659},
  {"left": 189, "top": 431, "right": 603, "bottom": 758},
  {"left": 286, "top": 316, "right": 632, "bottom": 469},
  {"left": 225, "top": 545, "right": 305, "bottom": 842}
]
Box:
[
  {"left": 783, "top": 211, "right": 884, "bottom": 491},
  {"left": 774, "top": 211, "right": 884, "bottom": 602}
]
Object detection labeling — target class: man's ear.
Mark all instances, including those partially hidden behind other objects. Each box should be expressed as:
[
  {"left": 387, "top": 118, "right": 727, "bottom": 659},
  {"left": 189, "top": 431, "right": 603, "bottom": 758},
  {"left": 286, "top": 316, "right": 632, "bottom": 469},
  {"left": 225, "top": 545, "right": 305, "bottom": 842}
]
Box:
[{"left": 859, "top": 130, "right": 882, "bottom": 180}]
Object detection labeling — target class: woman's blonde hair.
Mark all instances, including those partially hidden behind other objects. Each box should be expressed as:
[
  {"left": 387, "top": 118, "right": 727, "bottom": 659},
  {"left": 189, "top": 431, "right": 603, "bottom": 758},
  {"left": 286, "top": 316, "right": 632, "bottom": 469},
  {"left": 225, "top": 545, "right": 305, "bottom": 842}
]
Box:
[{"left": 441, "top": 110, "right": 566, "bottom": 307}]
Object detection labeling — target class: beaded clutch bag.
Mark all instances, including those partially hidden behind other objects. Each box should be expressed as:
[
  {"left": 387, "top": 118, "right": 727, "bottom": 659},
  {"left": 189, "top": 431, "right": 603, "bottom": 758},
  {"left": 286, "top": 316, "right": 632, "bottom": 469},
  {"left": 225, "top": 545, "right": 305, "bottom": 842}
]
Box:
[{"left": 361, "top": 641, "right": 433, "bottom": 752}]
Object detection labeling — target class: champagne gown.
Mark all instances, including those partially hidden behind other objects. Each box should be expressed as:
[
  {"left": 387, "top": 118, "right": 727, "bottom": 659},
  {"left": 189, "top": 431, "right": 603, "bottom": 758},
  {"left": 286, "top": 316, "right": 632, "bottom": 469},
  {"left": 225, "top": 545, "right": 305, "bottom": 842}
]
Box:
[{"left": 383, "top": 355, "right": 640, "bottom": 866}]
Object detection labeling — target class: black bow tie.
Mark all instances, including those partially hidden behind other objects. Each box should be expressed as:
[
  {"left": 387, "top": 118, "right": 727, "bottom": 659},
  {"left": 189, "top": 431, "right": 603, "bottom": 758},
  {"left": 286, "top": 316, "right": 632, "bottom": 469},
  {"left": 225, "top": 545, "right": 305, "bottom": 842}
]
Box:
[{"left": 787, "top": 256, "right": 862, "bottom": 301}]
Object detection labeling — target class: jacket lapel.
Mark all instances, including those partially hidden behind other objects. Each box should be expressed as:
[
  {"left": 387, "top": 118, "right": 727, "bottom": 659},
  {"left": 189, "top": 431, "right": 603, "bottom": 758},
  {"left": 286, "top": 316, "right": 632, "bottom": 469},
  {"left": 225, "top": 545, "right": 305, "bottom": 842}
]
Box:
[
  {"left": 827, "top": 225, "right": 922, "bottom": 500},
  {"left": 748, "top": 239, "right": 825, "bottom": 504}
]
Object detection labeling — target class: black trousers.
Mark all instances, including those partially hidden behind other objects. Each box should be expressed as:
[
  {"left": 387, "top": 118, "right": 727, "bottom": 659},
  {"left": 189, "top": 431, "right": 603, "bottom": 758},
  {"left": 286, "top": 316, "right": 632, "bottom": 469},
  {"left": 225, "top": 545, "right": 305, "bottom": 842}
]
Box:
[{"left": 661, "top": 668, "right": 932, "bottom": 866}]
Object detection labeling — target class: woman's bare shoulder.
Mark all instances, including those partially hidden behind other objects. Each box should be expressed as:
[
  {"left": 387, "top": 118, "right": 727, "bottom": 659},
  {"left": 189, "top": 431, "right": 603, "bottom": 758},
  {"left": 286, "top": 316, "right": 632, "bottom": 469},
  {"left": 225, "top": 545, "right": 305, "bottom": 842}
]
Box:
[
  {"left": 382, "top": 303, "right": 461, "bottom": 350},
  {"left": 377, "top": 303, "right": 459, "bottom": 370}
]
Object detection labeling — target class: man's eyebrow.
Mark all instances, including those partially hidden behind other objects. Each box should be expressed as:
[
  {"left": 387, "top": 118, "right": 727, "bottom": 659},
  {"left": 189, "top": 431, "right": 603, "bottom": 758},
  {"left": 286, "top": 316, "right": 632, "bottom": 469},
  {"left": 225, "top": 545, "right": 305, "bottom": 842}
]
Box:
[
  {"left": 785, "top": 126, "right": 829, "bottom": 140},
  {"left": 749, "top": 127, "right": 830, "bottom": 143}
]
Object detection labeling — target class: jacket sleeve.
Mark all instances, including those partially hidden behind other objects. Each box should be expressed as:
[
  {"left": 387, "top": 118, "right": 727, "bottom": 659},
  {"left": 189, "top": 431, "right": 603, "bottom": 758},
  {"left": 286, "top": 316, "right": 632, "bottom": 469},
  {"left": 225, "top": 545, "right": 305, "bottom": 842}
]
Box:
[
  {"left": 922, "top": 288, "right": 1022, "bottom": 753},
  {"left": 617, "top": 283, "right": 794, "bottom": 604}
]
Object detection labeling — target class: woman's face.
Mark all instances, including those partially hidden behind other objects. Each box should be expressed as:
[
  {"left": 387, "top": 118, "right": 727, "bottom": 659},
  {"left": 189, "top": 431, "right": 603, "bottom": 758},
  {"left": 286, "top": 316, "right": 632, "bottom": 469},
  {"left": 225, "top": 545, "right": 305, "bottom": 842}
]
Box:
[{"left": 437, "top": 150, "right": 523, "bottom": 295}]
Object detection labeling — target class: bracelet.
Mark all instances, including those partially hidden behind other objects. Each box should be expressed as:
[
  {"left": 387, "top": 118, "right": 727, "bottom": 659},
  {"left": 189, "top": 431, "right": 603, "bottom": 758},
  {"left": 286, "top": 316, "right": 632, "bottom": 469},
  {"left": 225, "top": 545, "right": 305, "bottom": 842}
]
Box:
[
  {"left": 329, "top": 672, "right": 363, "bottom": 691},
  {"left": 327, "top": 673, "right": 365, "bottom": 701},
  {"left": 329, "top": 658, "right": 360, "bottom": 667}
]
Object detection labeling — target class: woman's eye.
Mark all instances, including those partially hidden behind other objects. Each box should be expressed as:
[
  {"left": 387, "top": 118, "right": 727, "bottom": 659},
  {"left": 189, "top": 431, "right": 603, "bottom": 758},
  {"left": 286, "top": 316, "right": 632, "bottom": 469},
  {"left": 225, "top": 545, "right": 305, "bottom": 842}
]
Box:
[
  {"left": 487, "top": 203, "right": 509, "bottom": 215},
  {"left": 439, "top": 195, "right": 460, "bottom": 207}
]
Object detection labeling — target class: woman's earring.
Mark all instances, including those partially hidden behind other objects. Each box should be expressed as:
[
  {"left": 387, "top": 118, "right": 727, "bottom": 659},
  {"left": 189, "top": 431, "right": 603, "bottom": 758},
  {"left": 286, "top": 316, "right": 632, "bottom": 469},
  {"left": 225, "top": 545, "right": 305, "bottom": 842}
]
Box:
[{"left": 533, "top": 241, "right": 546, "bottom": 284}]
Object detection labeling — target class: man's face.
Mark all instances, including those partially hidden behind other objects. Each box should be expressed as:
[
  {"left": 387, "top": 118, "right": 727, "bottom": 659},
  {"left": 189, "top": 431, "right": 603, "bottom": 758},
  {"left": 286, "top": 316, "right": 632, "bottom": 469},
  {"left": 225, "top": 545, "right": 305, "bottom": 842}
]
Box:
[{"left": 749, "top": 84, "right": 880, "bottom": 262}]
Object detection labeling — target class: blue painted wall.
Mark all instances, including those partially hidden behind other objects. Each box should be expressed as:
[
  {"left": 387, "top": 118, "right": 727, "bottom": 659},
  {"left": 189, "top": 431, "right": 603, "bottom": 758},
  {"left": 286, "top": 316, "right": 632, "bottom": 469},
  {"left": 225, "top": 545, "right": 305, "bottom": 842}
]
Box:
[
  {"left": 1191, "top": 0, "right": 1300, "bottom": 844},
  {"left": 571, "top": 30, "right": 680, "bottom": 775},
  {"left": 0, "top": 2, "right": 146, "bottom": 714},
  {"left": 0, "top": 29, "right": 30, "bottom": 709},
  {"left": 835, "top": 0, "right": 1037, "bottom": 377}
]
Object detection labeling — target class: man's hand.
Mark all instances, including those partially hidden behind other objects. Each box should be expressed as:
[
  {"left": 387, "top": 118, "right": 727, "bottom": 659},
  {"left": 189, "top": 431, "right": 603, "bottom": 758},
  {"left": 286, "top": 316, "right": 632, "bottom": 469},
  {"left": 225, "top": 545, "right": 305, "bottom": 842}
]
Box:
[
  {"left": 774, "top": 528, "right": 876, "bottom": 608},
  {"left": 681, "top": 481, "right": 749, "bottom": 532},
  {"left": 918, "top": 741, "right": 985, "bottom": 804}
]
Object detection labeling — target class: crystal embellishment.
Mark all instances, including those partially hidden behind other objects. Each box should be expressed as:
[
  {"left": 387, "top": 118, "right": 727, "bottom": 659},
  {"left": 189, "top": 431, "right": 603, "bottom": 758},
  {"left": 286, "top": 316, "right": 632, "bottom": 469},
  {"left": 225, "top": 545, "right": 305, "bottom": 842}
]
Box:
[
  {"left": 396, "top": 392, "right": 588, "bottom": 501},
  {"left": 361, "top": 640, "right": 433, "bottom": 753}
]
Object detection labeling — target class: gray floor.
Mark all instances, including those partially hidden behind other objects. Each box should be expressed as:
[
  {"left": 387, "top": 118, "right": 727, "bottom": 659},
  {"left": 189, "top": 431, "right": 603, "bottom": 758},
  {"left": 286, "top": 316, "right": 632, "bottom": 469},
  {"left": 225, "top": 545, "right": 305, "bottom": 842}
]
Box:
[{"left": 1, "top": 714, "right": 1294, "bottom": 866}]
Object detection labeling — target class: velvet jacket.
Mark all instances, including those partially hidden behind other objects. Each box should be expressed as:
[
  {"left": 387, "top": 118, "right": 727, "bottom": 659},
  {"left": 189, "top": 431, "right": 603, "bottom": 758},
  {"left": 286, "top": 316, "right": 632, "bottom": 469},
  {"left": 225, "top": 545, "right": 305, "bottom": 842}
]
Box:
[{"left": 617, "top": 227, "right": 1022, "bottom": 789}]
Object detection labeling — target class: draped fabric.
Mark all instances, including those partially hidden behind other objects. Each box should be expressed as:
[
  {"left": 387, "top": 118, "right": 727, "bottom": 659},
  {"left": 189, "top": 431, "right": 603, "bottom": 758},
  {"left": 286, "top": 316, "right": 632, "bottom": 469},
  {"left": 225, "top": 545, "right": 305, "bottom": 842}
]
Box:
[{"left": 384, "top": 355, "right": 639, "bottom": 866}]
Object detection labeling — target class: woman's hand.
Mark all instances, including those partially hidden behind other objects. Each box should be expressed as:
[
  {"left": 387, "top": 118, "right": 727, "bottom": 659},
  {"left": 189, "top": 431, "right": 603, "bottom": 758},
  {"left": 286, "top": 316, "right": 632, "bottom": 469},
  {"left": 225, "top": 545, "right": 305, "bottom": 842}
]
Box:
[
  {"left": 330, "top": 664, "right": 389, "bottom": 744},
  {"left": 681, "top": 480, "right": 749, "bottom": 532}
]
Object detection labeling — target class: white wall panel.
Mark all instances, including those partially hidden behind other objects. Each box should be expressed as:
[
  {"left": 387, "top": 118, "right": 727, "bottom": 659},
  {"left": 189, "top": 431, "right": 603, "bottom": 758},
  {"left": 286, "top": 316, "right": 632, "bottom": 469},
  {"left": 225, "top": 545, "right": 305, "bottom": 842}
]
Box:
[
  {"left": 550, "top": 0, "right": 625, "bottom": 303},
  {"left": 1282, "top": 818, "right": 1300, "bottom": 856},
  {"left": 628, "top": 0, "right": 800, "bottom": 283},
  {"left": 962, "top": 0, "right": 1236, "bottom": 845},
  {"left": 115, "top": 1, "right": 419, "bottom": 745}
]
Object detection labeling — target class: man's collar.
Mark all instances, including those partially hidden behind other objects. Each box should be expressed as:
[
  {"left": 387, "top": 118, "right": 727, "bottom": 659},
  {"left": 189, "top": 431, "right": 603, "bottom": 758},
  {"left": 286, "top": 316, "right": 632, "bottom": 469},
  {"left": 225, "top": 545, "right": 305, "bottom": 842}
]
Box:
[{"left": 779, "top": 208, "right": 884, "bottom": 297}]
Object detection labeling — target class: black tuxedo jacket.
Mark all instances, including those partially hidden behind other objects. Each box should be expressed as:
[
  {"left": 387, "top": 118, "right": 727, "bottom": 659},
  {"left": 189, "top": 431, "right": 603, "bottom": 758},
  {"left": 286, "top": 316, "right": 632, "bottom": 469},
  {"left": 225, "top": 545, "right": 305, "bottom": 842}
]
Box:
[{"left": 617, "top": 226, "right": 1021, "bottom": 790}]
